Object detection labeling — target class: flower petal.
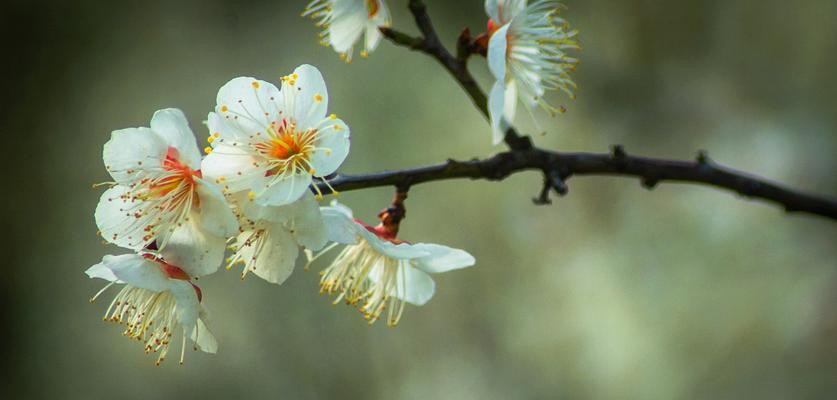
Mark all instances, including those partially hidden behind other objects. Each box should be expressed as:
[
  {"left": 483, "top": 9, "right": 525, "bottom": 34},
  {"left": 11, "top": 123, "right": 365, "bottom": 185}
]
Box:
[
  {"left": 195, "top": 178, "right": 239, "bottom": 238},
  {"left": 321, "top": 204, "right": 360, "bottom": 245},
  {"left": 488, "top": 80, "right": 508, "bottom": 145},
  {"left": 215, "top": 77, "right": 282, "bottom": 136},
  {"left": 237, "top": 225, "right": 299, "bottom": 284},
  {"left": 369, "top": 262, "right": 436, "bottom": 306},
  {"left": 160, "top": 219, "right": 226, "bottom": 277},
  {"left": 103, "top": 127, "right": 168, "bottom": 185},
  {"left": 200, "top": 143, "right": 265, "bottom": 193},
  {"left": 88, "top": 254, "right": 171, "bottom": 292},
  {"left": 360, "top": 230, "right": 431, "bottom": 259},
  {"left": 504, "top": 78, "right": 518, "bottom": 122},
  {"left": 285, "top": 194, "right": 327, "bottom": 250},
  {"left": 95, "top": 185, "right": 151, "bottom": 250},
  {"left": 282, "top": 64, "right": 329, "bottom": 129},
  {"left": 487, "top": 24, "right": 510, "bottom": 80},
  {"left": 191, "top": 317, "right": 218, "bottom": 354},
  {"left": 255, "top": 172, "right": 312, "bottom": 207},
  {"left": 411, "top": 243, "right": 476, "bottom": 274},
  {"left": 309, "top": 117, "right": 350, "bottom": 176},
  {"left": 149, "top": 108, "right": 202, "bottom": 170},
  {"left": 168, "top": 279, "right": 200, "bottom": 332}
]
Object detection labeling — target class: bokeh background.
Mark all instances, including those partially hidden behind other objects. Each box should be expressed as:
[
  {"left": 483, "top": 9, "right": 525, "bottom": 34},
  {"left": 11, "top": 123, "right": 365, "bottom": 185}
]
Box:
[{"left": 3, "top": 0, "right": 836, "bottom": 398}]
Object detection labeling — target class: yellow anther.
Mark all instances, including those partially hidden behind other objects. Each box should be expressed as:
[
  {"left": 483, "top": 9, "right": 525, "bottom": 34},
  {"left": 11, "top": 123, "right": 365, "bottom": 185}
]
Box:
[
  {"left": 212, "top": 132, "right": 220, "bottom": 138},
  {"left": 291, "top": 73, "right": 298, "bottom": 80},
  {"left": 329, "top": 113, "right": 337, "bottom": 119},
  {"left": 308, "top": 168, "right": 317, "bottom": 175},
  {"left": 360, "top": 50, "right": 369, "bottom": 58},
  {"left": 314, "top": 93, "right": 323, "bottom": 102},
  {"left": 220, "top": 105, "right": 229, "bottom": 112},
  {"left": 333, "top": 124, "right": 341, "bottom": 130},
  {"left": 251, "top": 81, "right": 260, "bottom": 89},
  {"left": 247, "top": 191, "right": 256, "bottom": 201},
  {"left": 204, "top": 146, "right": 212, "bottom": 154},
  {"left": 207, "top": 136, "right": 215, "bottom": 144},
  {"left": 288, "top": 80, "right": 296, "bottom": 86}
]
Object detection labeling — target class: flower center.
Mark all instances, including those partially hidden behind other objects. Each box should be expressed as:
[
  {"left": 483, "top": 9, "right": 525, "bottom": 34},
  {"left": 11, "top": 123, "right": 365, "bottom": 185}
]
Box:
[
  {"left": 366, "top": 0, "right": 380, "bottom": 18},
  {"left": 146, "top": 147, "right": 201, "bottom": 198},
  {"left": 256, "top": 119, "right": 319, "bottom": 177}
]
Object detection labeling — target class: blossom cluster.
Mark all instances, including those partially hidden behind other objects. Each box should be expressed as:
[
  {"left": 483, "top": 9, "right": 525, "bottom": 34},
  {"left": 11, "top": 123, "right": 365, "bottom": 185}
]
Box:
[{"left": 87, "top": 0, "right": 578, "bottom": 365}]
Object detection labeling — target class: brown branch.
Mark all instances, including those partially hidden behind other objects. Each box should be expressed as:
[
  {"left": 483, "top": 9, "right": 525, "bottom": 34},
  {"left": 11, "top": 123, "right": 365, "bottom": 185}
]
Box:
[
  {"left": 362, "top": 0, "right": 837, "bottom": 221},
  {"left": 316, "top": 147, "right": 837, "bottom": 220}
]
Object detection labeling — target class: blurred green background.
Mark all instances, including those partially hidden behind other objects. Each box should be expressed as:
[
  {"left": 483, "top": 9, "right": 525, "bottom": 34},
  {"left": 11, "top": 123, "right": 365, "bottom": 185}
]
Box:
[{"left": 3, "top": 0, "right": 837, "bottom": 398}]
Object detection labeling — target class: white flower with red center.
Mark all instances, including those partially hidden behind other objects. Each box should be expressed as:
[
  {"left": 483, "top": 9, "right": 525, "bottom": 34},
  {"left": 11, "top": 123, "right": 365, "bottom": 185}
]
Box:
[
  {"left": 86, "top": 253, "right": 218, "bottom": 365},
  {"left": 303, "top": 0, "right": 391, "bottom": 62},
  {"left": 485, "top": 0, "right": 580, "bottom": 144},
  {"left": 201, "top": 64, "right": 350, "bottom": 207},
  {"left": 226, "top": 193, "right": 328, "bottom": 284},
  {"left": 311, "top": 201, "right": 476, "bottom": 326},
  {"left": 95, "top": 109, "right": 239, "bottom": 275}
]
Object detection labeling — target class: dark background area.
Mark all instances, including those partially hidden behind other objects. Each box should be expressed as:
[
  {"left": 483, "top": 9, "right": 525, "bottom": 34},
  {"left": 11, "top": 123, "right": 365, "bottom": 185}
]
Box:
[{"left": 2, "top": 0, "right": 836, "bottom": 398}]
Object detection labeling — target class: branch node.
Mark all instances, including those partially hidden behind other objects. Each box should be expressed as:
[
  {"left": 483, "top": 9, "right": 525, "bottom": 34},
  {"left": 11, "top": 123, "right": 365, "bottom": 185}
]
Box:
[
  {"left": 641, "top": 176, "right": 659, "bottom": 190},
  {"left": 611, "top": 145, "right": 627, "bottom": 160},
  {"left": 696, "top": 149, "right": 711, "bottom": 165}
]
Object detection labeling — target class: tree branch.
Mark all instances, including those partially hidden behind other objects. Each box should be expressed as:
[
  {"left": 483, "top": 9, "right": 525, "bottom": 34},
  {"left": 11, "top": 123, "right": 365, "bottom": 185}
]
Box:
[
  {"left": 365, "top": 0, "right": 837, "bottom": 221},
  {"left": 316, "top": 147, "right": 837, "bottom": 220}
]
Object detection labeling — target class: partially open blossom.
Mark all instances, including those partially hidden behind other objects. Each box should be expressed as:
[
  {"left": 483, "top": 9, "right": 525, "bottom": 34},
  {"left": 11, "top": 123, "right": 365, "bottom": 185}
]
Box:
[
  {"left": 227, "top": 193, "right": 328, "bottom": 284},
  {"left": 485, "top": 0, "right": 579, "bottom": 144},
  {"left": 201, "top": 64, "right": 350, "bottom": 207},
  {"left": 95, "top": 109, "right": 238, "bottom": 276},
  {"left": 86, "top": 253, "right": 218, "bottom": 365},
  {"left": 310, "top": 201, "right": 476, "bottom": 326},
  {"left": 303, "top": 0, "right": 391, "bottom": 62}
]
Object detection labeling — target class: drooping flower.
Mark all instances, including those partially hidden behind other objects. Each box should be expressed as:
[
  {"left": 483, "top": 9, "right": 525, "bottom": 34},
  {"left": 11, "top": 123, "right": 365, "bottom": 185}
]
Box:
[
  {"left": 485, "top": 0, "right": 580, "bottom": 144},
  {"left": 201, "top": 64, "right": 350, "bottom": 207},
  {"left": 310, "top": 201, "right": 476, "bottom": 326},
  {"left": 86, "top": 253, "right": 218, "bottom": 365},
  {"left": 226, "top": 193, "right": 328, "bottom": 284},
  {"left": 303, "top": 0, "right": 392, "bottom": 62},
  {"left": 95, "top": 108, "right": 239, "bottom": 276}
]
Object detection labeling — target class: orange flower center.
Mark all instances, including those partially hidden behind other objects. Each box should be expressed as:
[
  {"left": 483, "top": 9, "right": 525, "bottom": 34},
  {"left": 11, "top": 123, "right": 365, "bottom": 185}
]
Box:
[{"left": 366, "top": 0, "right": 380, "bottom": 18}]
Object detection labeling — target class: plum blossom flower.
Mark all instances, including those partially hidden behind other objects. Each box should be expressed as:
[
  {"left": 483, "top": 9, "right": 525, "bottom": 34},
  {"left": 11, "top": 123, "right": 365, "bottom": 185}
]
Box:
[
  {"left": 95, "top": 109, "right": 238, "bottom": 276},
  {"left": 201, "top": 64, "right": 350, "bottom": 207},
  {"left": 485, "top": 0, "right": 580, "bottom": 144},
  {"left": 310, "top": 201, "right": 476, "bottom": 326},
  {"left": 86, "top": 253, "right": 218, "bottom": 365},
  {"left": 303, "top": 0, "right": 391, "bottom": 62},
  {"left": 226, "top": 193, "right": 328, "bottom": 284}
]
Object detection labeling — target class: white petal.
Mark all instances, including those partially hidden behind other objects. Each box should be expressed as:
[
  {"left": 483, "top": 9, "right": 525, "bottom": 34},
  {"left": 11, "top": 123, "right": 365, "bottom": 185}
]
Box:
[
  {"left": 168, "top": 279, "right": 200, "bottom": 332},
  {"left": 216, "top": 77, "right": 282, "bottom": 136},
  {"left": 200, "top": 144, "right": 265, "bottom": 193},
  {"left": 95, "top": 185, "right": 151, "bottom": 250},
  {"left": 487, "top": 24, "right": 510, "bottom": 79},
  {"left": 238, "top": 225, "right": 299, "bottom": 285},
  {"left": 160, "top": 219, "right": 227, "bottom": 277},
  {"left": 320, "top": 205, "right": 360, "bottom": 245},
  {"left": 255, "top": 172, "right": 312, "bottom": 207},
  {"left": 103, "top": 127, "right": 167, "bottom": 185},
  {"left": 485, "top": 0, "right": 525, "bottom": 24},
  {"left": 195, "top": 178, "right": 238, "bottom": 237},
  {"left": 411, "top": 243, "right": 476, "bottom": 274},
  {"left": 85, "top": 260, "right": 123, "bottom": 283},
  {"left": 89, "top": 254, "right": 171, "bottom": 292},
  {"left": 503, "top": 79, "right": 518, "bottom": 122},
  {"left": 191, "top": 317, "right": 218, "bottom": 354},
  {"left": 360, "top": 230, "right": 431, "bottom": 259},
  {"left": 369, "top": 262, "right": 436, "bottom": 306},
  {"left": 282, "top": 64, "right": 329, "bottom": 129},
  {"left": 488, "top": 80, "right": 508, "bottom": 145},
  {"left": 285, "top": 194, "right": 327, "bottom": 250},
  {"left": 149, "top": 108, "right": 202, "bottom": 169},
  {"left": 309, "top": 117, "right": 350, "bottom": 176},
  {"left": 328, "top": 9, "right": 366, "bottom": 53}
]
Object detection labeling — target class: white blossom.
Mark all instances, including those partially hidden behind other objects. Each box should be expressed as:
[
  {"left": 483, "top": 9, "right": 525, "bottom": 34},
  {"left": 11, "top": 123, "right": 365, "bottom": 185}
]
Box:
[{"left": 303, "top": 0, "right": 392, "bottom": 62}]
